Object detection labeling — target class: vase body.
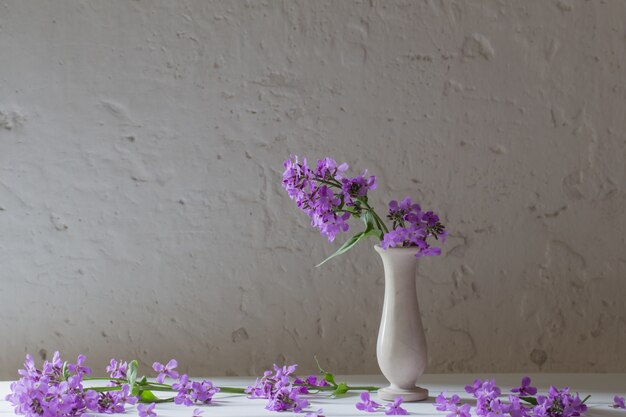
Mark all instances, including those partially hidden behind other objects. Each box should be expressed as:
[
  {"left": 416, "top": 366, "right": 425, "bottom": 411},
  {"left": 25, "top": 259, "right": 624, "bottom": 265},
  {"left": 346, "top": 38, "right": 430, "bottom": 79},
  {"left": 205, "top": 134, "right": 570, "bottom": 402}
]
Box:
[{"left": 375, "top": 245, "right": 428, "bottom": 402}]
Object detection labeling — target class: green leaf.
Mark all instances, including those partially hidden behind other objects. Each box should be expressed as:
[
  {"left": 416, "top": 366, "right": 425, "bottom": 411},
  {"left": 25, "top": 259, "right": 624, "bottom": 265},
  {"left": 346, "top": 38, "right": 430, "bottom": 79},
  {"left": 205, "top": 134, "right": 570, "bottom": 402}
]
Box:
[
  {"left": 127, "top": 360, "right": 138, "bottom": 388},
  {"left": 138, "top": 376, "right": 148, "bottom": 386},
  {"left": 365, "top": 228, "right": 383, "bottom": 240},
  {"left": 139, "top": 390, "right": 160, "bottom": 403},
  {"left": 62, "top": 362, "right": 70, "bottom": 381},
  {"left": 316, "top": 231, "right": 368, "bottom": 267},
  {"left": 323, "top": 372, "right": 336, "bottom": 387},
  {"left": 332, "top": 382, "right": 349, "bottom": 396},
  {"left": 520, "top": 396, "right": 538, "bottom": 406},
  {"left": 362, "top": 211, "right": 375, "bottom": 229}
]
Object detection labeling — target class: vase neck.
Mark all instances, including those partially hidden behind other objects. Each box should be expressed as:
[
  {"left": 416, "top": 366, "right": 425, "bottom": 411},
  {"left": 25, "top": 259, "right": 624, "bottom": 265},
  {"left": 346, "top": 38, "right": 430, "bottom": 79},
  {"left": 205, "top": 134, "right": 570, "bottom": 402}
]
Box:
[{"left": 375, "top": 245, "right": 419, "bottom": 283}]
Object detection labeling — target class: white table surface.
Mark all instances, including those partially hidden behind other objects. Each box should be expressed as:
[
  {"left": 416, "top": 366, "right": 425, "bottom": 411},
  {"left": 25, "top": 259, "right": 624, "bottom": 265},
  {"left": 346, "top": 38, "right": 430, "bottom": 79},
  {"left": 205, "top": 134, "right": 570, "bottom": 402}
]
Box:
[{"left": 1, "top": 374, "right": 624, "bottom": 417}]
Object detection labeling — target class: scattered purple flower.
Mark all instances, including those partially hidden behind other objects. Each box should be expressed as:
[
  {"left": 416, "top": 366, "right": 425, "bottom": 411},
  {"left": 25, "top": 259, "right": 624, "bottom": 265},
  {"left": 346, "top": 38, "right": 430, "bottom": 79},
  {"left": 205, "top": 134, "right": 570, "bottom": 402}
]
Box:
[
  {"left": 152, "top": 359, "right": 179, "bottom": 384},
  {"left": 304, "top": 409, "right": 325, "bottom": 417},
  {"left": 436, "top": 393, "right": 461, "bottom": 411},
  {"left": 440, "top": 378, "right": 589, "bottom": 417},
  {"left": 511, "top": 377, "right": 537, "bottom": 396},
  {"left": 385, "top": 396, "right": 408, "bottom": 415},
  {"left": 6, "top": 352, "right": 138, "bottom": 417},
  {"left": 106, "top": 359, "right": 128, "bottom": 379},
  {"left": 614, "top": 396, "right": 626, "bottom": 409},
  {"left": 190, "top": 380, "right": 220, "bottom": 404},
  {"left": 246, "top": 364, "right": 310, "bottom": 413},
  {"left": 356, "top": 392, "right": 382, "bottom": 413},
  {"left": 191, "top": 408, "right": 203, "bottom": 417},
  {"left": 137, "top": 402, "right": 157, "bottom": 417},
  {"left": 435, "top": 393, "right": 472, "bottom": 417},
  {"left": 68, "top": 354, "right": 91, "bottom": 376},
  {"left": 173, "top": 374, "right": 193, "bottom": 406}
]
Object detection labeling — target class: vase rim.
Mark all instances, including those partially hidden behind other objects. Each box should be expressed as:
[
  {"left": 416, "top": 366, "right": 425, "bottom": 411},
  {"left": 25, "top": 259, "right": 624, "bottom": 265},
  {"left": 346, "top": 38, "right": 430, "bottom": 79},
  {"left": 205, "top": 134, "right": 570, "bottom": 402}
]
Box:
[{"left": 374, "top": 244, "right": 420, "bottom": 254}]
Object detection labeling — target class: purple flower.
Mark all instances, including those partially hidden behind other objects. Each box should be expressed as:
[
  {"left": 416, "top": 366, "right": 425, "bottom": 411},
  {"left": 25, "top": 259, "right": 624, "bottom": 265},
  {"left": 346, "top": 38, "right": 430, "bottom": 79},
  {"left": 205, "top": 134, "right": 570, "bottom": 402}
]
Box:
[
  {"left": 192, "top": 408, "right": 203, "bottom": 417},
  {"left": 266, "top": 385, "right": 309, "bottom": 412},
  {"left": 137, "top": 402, "right": 157, "bottom": 417},
  {"left": 435, "top": 393, "right": 471, "bottom": 417},
  {"left": 382, "top": 197, "right": 445, "bottom": 257},
  {"left": 67, "top": 354, "right": 91, "bottom": 376},
  {"left": 511, "top": 376, "right": 537, "bottom": 396},
  {"left": 531, "top": 386, "right": 587, "bottom": 417},
  {"left": 386, "top": 396, "right": 408, "bottom": 415},
  {"left": 282, "top": 156, "right": 354, "bottom": 242},
  {"left": 435, "top": 393, "right": 461, "bottom": 411},
  {"left": 305, "top": 409, "right": 325, "bottom": 417},
  {"left": 190, "top": 380, "right": 220, "bottom": 404},
  {"left": 465, "top": 379, "right": 483, "bottom": 395},
  {"left": 106, "top": 359, "right": 128, "bottom": 379},
  {"left": 152, "top": 359, "right": 179, "bottom": 384},
  {"left": 247, "top": 364, "right": 310, "bottom": 413},
  {"left": 504, "top": 395, "right": 529, "bottom": 417},
  {"left": 293, "top": 375, "right": 331, "bottom": 394},
  {"left": 341, "top": 172, "right": 377, "bottom": 204},
  {"left": 95, "top": 390, "right": 129, "bottom": 413},
  {"left": 462, "top": 379, "right": 503, "bottom": 417},
  {"left": 316, "top": 157, "right": 348, "bottom": 180},
  {"left": 356, "top": 392, "right": 382, "bottom": 412},
  {"left": 467, "top": 379, "right": 501, "bottom": 399},
  {"left": 123, "top": 385, "right": 138, "bottom": 403},
  {"left": 6, "top": 352, "right": 139, "bottom": 417},
  {"left": 614, "top": 396, "right": 626, "bottom": 409},
  {"left": 173, "top": 374, "right": 193, "bottom": 405}
]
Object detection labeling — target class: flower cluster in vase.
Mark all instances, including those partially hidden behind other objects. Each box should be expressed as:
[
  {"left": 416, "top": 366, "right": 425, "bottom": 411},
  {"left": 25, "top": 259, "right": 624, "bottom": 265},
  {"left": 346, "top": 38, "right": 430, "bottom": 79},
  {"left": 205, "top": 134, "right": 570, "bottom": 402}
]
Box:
[{"left": 281, "top": 155, "right": 447, "bottom": 265}]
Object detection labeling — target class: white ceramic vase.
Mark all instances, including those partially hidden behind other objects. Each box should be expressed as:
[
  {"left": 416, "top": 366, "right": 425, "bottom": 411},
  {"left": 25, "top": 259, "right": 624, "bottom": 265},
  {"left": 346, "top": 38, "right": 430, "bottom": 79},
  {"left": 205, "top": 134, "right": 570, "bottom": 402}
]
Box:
[{"left": 375, "top": 244, "right": 429, "bottom": 402}]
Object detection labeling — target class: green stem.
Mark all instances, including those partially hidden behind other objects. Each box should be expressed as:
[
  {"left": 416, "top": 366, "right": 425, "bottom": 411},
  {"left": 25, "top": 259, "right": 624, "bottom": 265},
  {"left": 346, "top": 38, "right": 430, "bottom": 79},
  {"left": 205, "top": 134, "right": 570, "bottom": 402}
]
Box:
[
  {"left": 83, "top": 377, "right": 126, "bottom": 382},
  {"left": 140, "top": 386, "right": 176, "bottom": 392},
  {"left": 360, "top": 202, "right": 388, "bottom": 234},
  {"left": 87, "top": 386, "right": 123, "bottom": 393},
  {"left": 142, "top": 397, "right": 176, "bottom": 404},
  {"left": 141, "top": 385, "right": 246, "bottom": 395},
  {"left": 306, "top": 384, "right": 379, "bottom": 392},
  {"left": 217, "top": 387, "right": 247, "bottom": 394},
  {"left": 348, "top": 385, "right": 379, "bottom": 391},
  {"left": 313, "top": 178, "right": 342, "bottom": 188},
  {"left": 143, "top": 382, "right": 173, "bottom": 388}
]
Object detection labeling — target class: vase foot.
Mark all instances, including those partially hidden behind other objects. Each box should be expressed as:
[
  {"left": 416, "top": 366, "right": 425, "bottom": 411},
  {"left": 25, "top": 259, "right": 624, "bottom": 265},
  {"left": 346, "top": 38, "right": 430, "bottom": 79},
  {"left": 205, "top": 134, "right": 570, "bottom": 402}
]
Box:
[{"left": 377, "top": 385, "right": 428, "bottom": 402}]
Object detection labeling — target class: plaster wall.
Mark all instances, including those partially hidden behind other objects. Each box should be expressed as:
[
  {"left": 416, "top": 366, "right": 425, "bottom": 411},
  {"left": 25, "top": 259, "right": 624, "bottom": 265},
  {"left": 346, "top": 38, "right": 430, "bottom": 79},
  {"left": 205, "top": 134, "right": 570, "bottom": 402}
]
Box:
[{"left": 1, "top": 0, "right": 625, "bottom": 378}]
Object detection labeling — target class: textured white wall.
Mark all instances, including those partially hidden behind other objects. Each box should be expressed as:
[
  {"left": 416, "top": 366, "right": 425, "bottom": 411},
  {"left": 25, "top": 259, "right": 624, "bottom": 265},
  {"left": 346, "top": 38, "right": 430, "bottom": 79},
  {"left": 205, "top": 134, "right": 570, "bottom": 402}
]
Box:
[{"left": 0, "top": 0, "right": 625, "bottom": 379}]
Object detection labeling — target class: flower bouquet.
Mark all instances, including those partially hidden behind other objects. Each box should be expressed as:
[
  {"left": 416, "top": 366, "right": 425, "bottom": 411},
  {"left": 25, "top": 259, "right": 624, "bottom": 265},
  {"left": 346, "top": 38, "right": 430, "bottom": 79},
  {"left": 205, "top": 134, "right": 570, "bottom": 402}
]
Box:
[
  {"left": 281, "top": 155, "right": 446, "bottom": 401},
  {"left": 281, "top": 155, "right": 446, "bottom": 266}
]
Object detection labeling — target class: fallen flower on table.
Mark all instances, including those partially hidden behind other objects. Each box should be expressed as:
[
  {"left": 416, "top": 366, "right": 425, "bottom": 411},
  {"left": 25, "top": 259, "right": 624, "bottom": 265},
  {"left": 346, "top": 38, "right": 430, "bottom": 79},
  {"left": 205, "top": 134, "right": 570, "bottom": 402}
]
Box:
[
  {"left": 613, "top": 395, "right": 626, "bottom": 409},
  {"left": 355, "top": 392, "right": 408, "bottom": 415},
  {"left": 152, "top": 360, "right": 179, "bottom": 384},
  {"left": 6, "top": 352, "right": 380, "bottom": 417},
  {"left": 434, "top": 376, "right": 590, "bottom": 417},
  {"left": 137, "top": 403, "right": 156, "bottom": 417},
  {"left": 245, "top": 360, "right": 379, "bottom": 413},
  {"left": 304, "top": 409, "right": 325, "bottom": 417},
  {"left": 385, "top": 397, "right": 409, "bottom": 415},
  {"left": 435, "top": 393, "right": 471, "bottom": 417},
  {"left": 355, "top": 392, "right": 382, "bottom": 412}
]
